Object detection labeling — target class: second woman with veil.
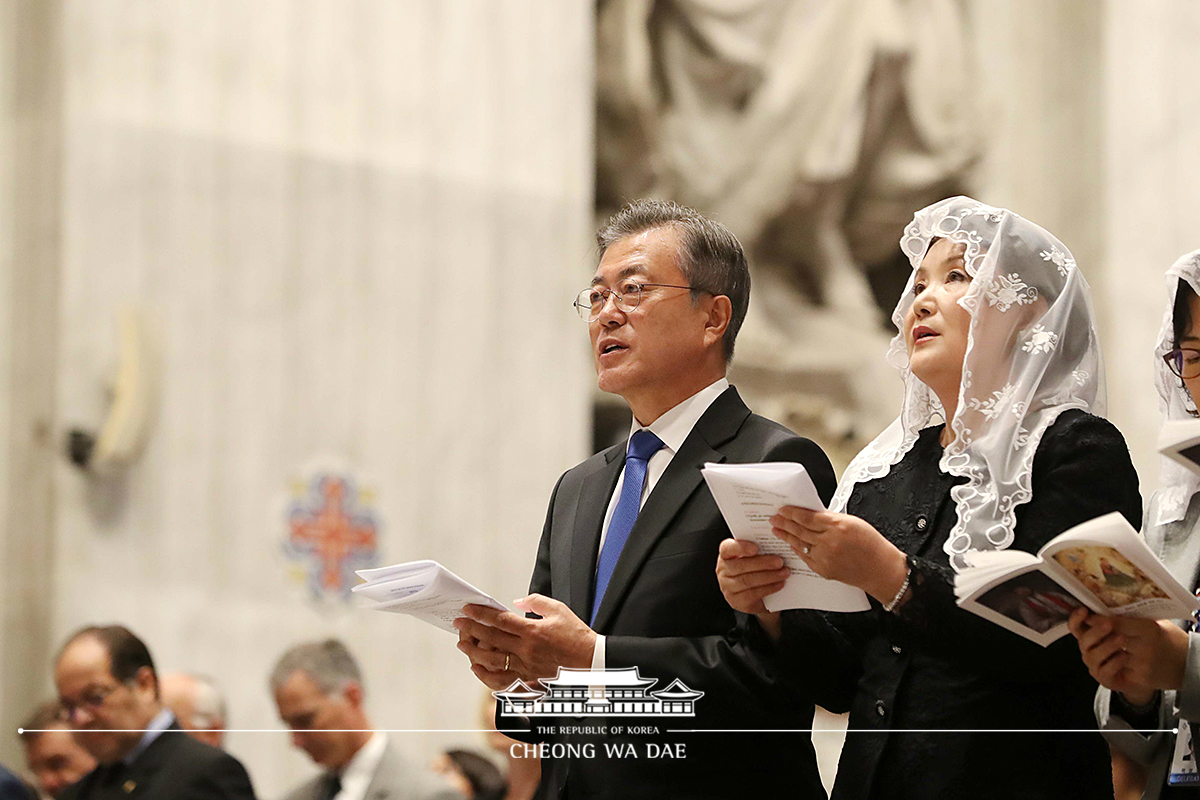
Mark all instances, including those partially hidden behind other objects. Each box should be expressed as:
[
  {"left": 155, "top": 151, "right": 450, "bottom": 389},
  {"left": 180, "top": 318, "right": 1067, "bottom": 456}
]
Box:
[{"left": 717, "top": 196, "right": 1141, "bottom": 799}]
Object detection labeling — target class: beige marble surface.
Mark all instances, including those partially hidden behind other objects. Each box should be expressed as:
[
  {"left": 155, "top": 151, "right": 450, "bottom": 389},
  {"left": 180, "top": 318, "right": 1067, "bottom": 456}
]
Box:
[
  {"left": 1102, "top": 0, "right": 1200, "bottom": 495},
  {"left": 0, "top": 0, "right": 63, "bottom": 775},
  {"left": 43, "top": 1, "right": 593, "bottom": 793}
]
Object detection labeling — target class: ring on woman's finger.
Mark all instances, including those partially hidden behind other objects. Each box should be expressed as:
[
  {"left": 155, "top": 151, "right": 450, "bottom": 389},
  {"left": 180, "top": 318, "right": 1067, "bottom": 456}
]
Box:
[
  {"left": 802, "top": 545, "right": 811, "bottom": 555},
  {"left": 504, "top": 654, "right": 511, "bottom": 671}
]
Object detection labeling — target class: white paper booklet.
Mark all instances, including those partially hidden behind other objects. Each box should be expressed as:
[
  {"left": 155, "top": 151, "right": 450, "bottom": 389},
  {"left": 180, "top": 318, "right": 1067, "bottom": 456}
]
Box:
[
  {"left": 701, "top": 462, "right": 871, "bottom": 613},
  {"left": 955, "top": 512, "right": 1200, "bottom": 646},
  {"left": 352, "top": 560, "right": 508, "bottom": 633},
  {"left": 1159, "top": 418, "right": 1200, "bottom": 475}
]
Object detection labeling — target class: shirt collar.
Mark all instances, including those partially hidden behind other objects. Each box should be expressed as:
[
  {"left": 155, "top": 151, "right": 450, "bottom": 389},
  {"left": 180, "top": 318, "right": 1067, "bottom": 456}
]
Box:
[
  {"left": 628, "top": 378, "right": 729, "bottom": 455},
  {"left": 338, "top": 731, "right": 386, "bottom": 784},
  {"left": 123, "top": 708, "right": 175, "bottom": 766}
]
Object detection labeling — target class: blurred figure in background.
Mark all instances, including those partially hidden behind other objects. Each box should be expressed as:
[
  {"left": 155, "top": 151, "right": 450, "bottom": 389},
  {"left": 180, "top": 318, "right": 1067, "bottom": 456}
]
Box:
[
  {"left": 53, "top": 625, "right": 256, "bottom": 800},
  {"left": 160, "top": 672, "right": 227, "bottom": 749},
  {"left": 1, "top": 762, "right": 37, "bottom": 800},
  {"left": 17, "top": 701, "right": 97, "bottom": 798},
  {"left": 431, "top": 750, "right": 504, "bottom": 800},
  {"left": 479, "top": 696, "right": 537, "bottom": 800},
  {"left": 270, "top": 639, "right": 460, "bottom": 800}
]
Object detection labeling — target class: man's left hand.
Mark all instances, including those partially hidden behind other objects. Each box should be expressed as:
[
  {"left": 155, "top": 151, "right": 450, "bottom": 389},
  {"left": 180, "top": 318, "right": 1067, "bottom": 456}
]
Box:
[{"left": 455, "top": 594, "right": 597, "bottom": 687}]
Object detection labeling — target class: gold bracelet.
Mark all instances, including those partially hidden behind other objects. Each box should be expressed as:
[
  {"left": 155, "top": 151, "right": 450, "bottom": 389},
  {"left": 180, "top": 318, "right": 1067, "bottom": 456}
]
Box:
[{"left": 883, "top": 566, "right": 911, "bottom": 613}]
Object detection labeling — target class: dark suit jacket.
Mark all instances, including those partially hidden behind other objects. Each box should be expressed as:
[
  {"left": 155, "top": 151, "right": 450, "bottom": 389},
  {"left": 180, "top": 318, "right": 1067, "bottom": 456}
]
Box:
[
  {"left": 0, "top": 763, "right": 37, "bottom": 800},
  {"left": 500, "top": 387, "right": 837, "bottom": 800},
  {"left": 765, "top": 411, "right": 1142, "bottom": 800},
  {"left": 61, "top": 724, "right": 256, "bottom": 800}
]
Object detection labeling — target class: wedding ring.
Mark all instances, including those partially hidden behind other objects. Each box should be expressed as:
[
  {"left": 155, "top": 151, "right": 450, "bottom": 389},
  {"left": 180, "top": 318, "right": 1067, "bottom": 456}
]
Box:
[
  {"left": 802, "top": 545, "right": 811, "bottom": 555},
  {"left": 504, "top": 654, "right": 511, "bottom": 671}
]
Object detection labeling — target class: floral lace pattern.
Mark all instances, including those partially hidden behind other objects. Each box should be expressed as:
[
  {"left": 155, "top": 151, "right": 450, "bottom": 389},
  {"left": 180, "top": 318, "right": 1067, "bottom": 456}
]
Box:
[
  {"left": 965, "top": 383, "right": 1020, "bottom": 420},
  {"left": 1042, "top": 369, "right": 1091, "bottom": 408},
  {"left": 1040, "top": 247, "right": 1075, "bottom": 277},
  {"left": 985, "top": 273, "right": 1038, "bottom": 312},
  {"left": 1022, "top": 325, "right": 1059, "bottom": 355}
]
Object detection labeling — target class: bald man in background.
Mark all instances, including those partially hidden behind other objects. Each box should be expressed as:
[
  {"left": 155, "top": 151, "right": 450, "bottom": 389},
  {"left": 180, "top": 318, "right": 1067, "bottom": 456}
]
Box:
[{"left": 161, "top": 673, "right": 227, "bottom": 749}]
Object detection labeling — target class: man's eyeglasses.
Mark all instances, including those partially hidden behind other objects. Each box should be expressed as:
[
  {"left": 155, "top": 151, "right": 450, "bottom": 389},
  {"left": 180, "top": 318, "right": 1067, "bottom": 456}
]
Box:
[
  {"left": 574, "top": 282, "right": 698, "bottom": 322},
  {"left": 58, "top": 682, "right": 124, "bottom": 720},
  {"left": 1164, "top": 348, "right": 1200, "bottom": 380}
]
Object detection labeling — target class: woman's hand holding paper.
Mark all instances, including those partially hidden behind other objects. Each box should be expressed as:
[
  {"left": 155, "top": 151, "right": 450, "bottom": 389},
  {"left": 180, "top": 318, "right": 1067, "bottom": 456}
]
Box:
[{"left": 770, "top": 506, "right": 909, "bottom": 608}]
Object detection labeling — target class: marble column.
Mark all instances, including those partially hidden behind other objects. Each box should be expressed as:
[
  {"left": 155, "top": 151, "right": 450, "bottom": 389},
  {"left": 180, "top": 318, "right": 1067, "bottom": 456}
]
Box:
[
  {"left": 0, "top": 0, "right": 63, "bottom": 773},
  {"left": 1102, "top": 0, "right": 1200, "bottom": 488},
  {"left": 48, "top": 1, "right": 593, "bottom": 794},
  {"left": 969, "top": 0, "right": 1200, "bottom": 486}
]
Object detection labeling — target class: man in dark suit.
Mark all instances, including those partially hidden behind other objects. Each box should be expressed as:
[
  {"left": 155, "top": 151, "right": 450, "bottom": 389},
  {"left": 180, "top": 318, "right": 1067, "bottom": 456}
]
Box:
[
  {"left": 53, "top": 625, "right": 256, "bottom": 800},
  {"left": 456, "top": 200, "right": 837, "bottom": 799}
]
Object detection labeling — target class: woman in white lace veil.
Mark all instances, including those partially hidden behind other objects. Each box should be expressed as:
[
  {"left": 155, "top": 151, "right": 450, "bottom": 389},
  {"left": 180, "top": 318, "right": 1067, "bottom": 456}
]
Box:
[
  {"left": 830, "top": 194, "right": 1105, "bottom": 570},
  {"left": 716, "top": 195, "right": 1141, "bottom": 799},
  {"left": 1150, "top": 251, "right": 1200, "bottom": 524},
  {"left": 1072, "top": 249, "right": 1200, "bottom": 800}
]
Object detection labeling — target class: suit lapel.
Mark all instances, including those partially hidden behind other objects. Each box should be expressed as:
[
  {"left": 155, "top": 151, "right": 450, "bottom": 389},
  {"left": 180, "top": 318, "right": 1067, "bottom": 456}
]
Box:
[
  {"left": 566, "top": 447, "right": 624, "bottom": 621},
  {"left": 589, "top": 388, "right": 750, "bottom": 633}
]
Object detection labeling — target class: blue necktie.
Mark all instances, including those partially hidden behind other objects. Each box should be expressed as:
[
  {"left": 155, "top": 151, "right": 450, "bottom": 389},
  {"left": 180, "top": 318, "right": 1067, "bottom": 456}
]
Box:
[{"left": 591, "top": 430, "right": 665, "bottom": 625}]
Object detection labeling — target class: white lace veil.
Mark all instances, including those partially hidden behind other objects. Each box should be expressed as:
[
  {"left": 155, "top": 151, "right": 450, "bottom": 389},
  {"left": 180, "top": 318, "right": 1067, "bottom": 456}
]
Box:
[
  {"left": 1152, "top": 249, "right": 1200, "bottom": 526},
  {"left": 830, "top": 196, "right": 1106, "bottom": 571}
]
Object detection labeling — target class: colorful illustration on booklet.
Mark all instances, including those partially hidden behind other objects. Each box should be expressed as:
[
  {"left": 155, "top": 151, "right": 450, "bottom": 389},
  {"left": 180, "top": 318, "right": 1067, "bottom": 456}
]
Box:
[
  {"left": 1051, "top": 545, "right": 1169, "bottom": 607},
  {"left": 977, "top": 571, "right": 1083, "bottom": 634}
]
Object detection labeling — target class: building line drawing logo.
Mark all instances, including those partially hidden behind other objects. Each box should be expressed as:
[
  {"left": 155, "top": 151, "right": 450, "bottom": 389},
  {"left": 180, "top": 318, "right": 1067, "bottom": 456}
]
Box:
[{"left": 493, "top": 667, "right": 703, "bottom": 717}]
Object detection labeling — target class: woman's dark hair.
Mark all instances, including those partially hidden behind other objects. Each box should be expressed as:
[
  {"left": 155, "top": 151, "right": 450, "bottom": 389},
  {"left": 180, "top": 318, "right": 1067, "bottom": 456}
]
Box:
[
  {"left": 444, "top": 749, "right": 506, "bottom": 800},
  {"left": 1174, "top": 277, "right": 1197, "bottom": 350}
]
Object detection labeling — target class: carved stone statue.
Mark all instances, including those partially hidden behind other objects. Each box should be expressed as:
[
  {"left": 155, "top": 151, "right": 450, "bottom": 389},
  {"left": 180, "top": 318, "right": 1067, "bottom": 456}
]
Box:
[{"left": 596, "top": 0, "right": 980, "bottom": 455}]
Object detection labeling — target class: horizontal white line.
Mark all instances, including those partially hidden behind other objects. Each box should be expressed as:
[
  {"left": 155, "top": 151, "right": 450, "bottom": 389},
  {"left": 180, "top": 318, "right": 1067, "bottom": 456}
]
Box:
[
  {"left": 18, "top": 727, "right": 1180, "bottom": 735},
  {"left": 669, "top": 728, "right": 1180, "bottom": 734},
  {"left": 17, "top": 729, "right": 502, "bottom": 734}
]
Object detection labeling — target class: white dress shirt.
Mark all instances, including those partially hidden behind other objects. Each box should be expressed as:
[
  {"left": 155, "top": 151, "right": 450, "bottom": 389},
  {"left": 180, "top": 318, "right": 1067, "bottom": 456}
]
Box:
[
  {"left": 591, "top": 377, "right": 730, "bottom": 670},
  {"left": 332, "top": 731, "right": 387, "bottom": 800}
]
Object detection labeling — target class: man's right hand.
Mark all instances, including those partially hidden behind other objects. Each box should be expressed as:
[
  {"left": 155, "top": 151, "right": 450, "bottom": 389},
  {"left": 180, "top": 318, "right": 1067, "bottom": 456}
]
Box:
[{"left": 716, "top": 538, "right": 786, "bottom": 640}]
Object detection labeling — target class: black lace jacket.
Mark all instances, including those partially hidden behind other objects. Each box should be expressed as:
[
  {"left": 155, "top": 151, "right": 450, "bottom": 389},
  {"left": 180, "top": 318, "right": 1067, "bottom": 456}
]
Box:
[{"left": 763, "top": 409, "right": 1142, "bottom": 800}]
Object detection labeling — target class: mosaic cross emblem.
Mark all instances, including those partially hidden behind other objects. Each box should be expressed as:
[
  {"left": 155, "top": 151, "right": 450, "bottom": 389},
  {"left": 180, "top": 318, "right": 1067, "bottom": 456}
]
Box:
[{"left": 284, "top": 473, "right": 379, "bottom": 601}]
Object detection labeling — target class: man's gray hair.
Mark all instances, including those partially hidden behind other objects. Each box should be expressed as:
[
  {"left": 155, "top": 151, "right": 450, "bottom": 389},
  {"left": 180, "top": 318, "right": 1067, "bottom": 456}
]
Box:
[
  {"left": 269, "top": 639, "right": 363, "bottom": 696},
  {"left": 596, "top": 198, "right": 751, "bottom": 362},
  {"left": 189, "top": 674, "right": 227, "bottom": 728}
]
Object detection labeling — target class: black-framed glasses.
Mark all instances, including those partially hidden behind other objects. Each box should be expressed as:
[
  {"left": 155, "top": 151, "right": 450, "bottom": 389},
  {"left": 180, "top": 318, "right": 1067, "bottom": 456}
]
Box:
[
  {"left": 573, "top": 282, "right": 698, "bottom": 322},
  {"left": 1164, "top": 348, "right": 1200, "bottom": 380}
]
